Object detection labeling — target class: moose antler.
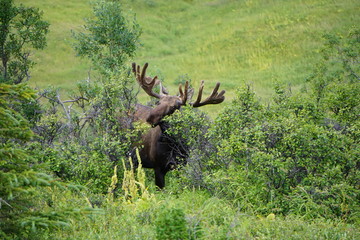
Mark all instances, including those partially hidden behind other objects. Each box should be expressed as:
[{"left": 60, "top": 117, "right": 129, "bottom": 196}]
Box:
[
  {"left": 191, "top": 80, "right": 225, "bottom": 107},
  {"left": 178, "top": 81, "right": 193, "bottom": 105},
  {"left": 132, "top": 62, "right": 167, "bottom": 99},
  {"left": 132, "top": 62, "right": 225, "bottom": 107}
]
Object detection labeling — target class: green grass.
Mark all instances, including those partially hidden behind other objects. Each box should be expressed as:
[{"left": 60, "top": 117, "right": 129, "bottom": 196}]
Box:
[
  {"left": 17, "top": 0, "right": 91, "bottom": 89},
  {"left": 48, "top": 188, "right": 360, "bottom": 239},
  {"left": 19, "top": 0, "right": 360, "bottom": 103}
]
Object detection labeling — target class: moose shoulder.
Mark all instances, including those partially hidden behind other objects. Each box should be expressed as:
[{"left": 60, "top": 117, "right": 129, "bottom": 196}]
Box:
[{"left": 131, "top": 62, "right": 225, "bottom": 189}]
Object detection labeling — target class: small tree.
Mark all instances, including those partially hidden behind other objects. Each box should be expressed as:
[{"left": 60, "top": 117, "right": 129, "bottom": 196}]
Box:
[
  {"left": 33, "top": 0, "right": 142, "bottom": 193},
  {"left": 72, "top": 0, "right": 141, "bottom": 78},
  {"left": 0, "top": 83, "right": 69, "bottom": 239},
  {"left": 0, "top": 0, "right": 49, "bottom": 84},
  {"left": 71, "top": 0, "right": 141, "bottom": 129}
]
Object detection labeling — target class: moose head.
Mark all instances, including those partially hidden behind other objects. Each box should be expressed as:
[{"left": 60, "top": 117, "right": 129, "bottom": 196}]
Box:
[{"left": 131, "top": 62, "right": 225, "bottom": 188}]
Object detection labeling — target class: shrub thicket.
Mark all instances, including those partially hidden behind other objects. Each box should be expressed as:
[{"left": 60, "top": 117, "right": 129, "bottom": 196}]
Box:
[
  {"left": 174, "top": 29, "right": 360, "bottom": 222},
  {"left": 0, "top": 83, "right": 93, "bottom": 239},
  {"left": 32, "top": 0, "right": 142, "bottom": 194}
]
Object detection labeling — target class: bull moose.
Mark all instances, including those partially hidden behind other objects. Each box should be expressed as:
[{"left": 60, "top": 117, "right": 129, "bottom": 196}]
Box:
[{"left": 131, "top": 62, "right": 225, "bottom": 188}]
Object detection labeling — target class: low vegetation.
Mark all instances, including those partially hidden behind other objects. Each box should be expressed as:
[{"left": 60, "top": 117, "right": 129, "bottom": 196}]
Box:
[{"left": 2, "top": 0, "right": 359, "bottom": 239}]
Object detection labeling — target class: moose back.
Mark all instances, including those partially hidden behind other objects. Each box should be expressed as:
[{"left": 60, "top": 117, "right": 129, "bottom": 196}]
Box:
[{"left": 131, "top": 63, "right": 225, "bottom": 188}]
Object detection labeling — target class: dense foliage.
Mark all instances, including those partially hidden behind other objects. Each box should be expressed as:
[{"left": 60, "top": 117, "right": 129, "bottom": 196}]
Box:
[
  {"left": 0, "top": 83, "right": 89, "bottom": 239},
  {"left": 0, "top": 0, "right": 49, "bottom": 84},
  {"left": 72, "top": 0, "right": 141, "bottom": 77},
  {"left": 187, "top": 29, "right": 359, "bottom": 221},
  {"left": 30, "top": 0, "right": 142, "bottom": 193}
]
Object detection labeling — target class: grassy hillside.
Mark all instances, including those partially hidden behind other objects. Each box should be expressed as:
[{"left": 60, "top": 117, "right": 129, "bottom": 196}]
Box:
[
  {"left": 16, "top": 0, "right": 91, "bottom": 89},
  {"left": 19, "top": 0, "right": 359, "bottom": 102}
]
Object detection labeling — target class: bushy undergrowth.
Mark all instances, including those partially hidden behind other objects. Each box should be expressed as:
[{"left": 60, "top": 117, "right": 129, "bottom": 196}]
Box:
[
  {"left": 206, "top": 85, "right": 359, "bottom": 219},
  {"left": 0, "top": 83, "right": 98, "bottom": 239},
  {"left": 163, "top": 29, "right": 360, "bottom": 223},
  {"left": 27, "top": 0, "right": 142, "bottom": 194},
  {"left": 43, "top": 188, "right": 360, "bottom": 240}
]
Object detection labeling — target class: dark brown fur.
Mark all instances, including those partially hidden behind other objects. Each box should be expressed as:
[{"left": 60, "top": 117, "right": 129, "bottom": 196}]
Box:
[{"left": 131, "top": 63, "right": 225, "bottom": 188}]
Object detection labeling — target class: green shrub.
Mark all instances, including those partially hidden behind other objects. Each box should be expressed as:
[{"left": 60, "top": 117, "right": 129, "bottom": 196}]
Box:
[
  {"left": 0, "top": 0, "right": 49, "bottom": 84},
  {"left": 197, "top": 29, "right": 360, "bottom": 222},
  {"left": 0, "top": 83, "right": 88, "bottom": 239},
  {"left": 155, "top": 207, "right": 188, "bottom": 240},
  {"left": 30, "top": 0, "right": 142, "bottom": 194},
  {"left": 205, "top": 72, "right": 359, "bottom": 221},
  {"left": 72, "top": 0, "right": 141, "bottom": 77},
  {"left": 163, "top": 105, "right": 215, "bottom": 188}
]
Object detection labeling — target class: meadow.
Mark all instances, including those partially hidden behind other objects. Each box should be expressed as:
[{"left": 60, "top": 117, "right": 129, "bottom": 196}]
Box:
[
  {"left": 5, "top": 0, "right": 359, "bottom": 239},
  {"left": 22, "top": 0, "right": 359, "bottom": 100}
]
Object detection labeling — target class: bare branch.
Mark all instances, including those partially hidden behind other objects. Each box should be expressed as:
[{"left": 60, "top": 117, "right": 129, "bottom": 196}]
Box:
[{"left": 62, "top": 97, "right": 89, "bottom": 103}]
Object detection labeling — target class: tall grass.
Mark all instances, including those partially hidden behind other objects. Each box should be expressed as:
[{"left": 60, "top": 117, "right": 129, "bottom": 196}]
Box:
[
  {"left": 19, "top": 0, "right": 359, "bottom": 103},
  {"left": 47, "top": 187, "right": 360, "bottom": 239},
  {"left": 38, "top": 153, "right": 360, "bottom": 239}
]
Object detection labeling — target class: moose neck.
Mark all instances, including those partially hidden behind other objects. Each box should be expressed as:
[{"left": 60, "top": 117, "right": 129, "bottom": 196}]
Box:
[
  {"left": 131, "top": 62, "right": 225, "bottom": 189},
  {"left": 157, "top": 120, "right": 170, "bottom": 133}
]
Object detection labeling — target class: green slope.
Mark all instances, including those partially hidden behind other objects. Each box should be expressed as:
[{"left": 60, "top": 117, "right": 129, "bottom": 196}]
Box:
[{"left": 19, "top": 0, "right": 359, "bottom": 100}]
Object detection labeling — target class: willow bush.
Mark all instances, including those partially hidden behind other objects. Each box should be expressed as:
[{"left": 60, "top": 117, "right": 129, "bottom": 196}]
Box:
[{"left": 193, "top": 29, "right": 360, "bottom": 222}]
